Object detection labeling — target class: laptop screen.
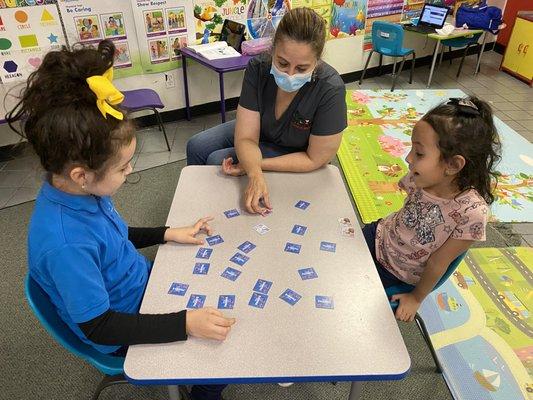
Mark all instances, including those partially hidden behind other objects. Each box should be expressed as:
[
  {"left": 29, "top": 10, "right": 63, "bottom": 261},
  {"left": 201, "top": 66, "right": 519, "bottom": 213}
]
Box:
[{"left": 419, "top": 4, "right": 449, "bottom": 27}]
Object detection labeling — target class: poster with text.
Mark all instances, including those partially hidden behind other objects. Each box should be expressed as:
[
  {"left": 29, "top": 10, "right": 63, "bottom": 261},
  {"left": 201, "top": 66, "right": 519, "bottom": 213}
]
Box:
[
  {"left": 0, "top": 3, "right": 66, "bottom": 83},
  {"left": 131, "top": 0, "right": 195, "bottom": 73},
  {"left": 192, "top": 0, "right": 292, "bottom": 44},
  {"left": 364, "top": 0, "right": 404, "bottom": 50},
  {"left": 58, "top": 0, "right": 143, "bottom": 78}
]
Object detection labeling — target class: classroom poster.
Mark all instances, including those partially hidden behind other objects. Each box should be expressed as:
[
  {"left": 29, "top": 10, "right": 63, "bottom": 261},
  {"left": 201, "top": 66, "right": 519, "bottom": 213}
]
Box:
[
  {"left": 131, "top": 0, "right": 195, "bottom": 73},
  {"left": 57, "top": 0, "right": 143, "bottom": 78},
  {"left": 0, "top": 3, "right": 66, "bottom": 83},
  {"left": 364, "top": 0, "right": 404, "bottom": 50},
  {"left": 292, "top": 0, "right": 367, "bottom": 40},
  {"left": 0, "top": 1, "right": 57, "bottom": 7},
  {"left": 191, "top": 0, "right": 287, "bottom": 44},
  {"left": 400, "top": 0, "right": 424, "bottom": 22},
  {"left": 246, "top": 0, "right": 289, "bottom": 40}
]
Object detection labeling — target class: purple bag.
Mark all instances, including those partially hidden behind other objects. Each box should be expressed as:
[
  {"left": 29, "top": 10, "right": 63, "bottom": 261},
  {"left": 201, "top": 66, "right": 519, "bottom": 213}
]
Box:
[{"left": 241, "top": 37, "right": 272, "bottom": 56}]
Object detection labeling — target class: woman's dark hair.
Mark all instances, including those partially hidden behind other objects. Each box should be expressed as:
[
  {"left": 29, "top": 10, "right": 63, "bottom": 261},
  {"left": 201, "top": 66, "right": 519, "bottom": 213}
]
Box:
[
  {"left": 6, "top": 40, "right": 135, "bottom": 177},
  {"left": 423, "top": 96, "right": 501, "bottom": 204},
  {"left": 273, "top": 7, "right": 326, "bottom": 58}
]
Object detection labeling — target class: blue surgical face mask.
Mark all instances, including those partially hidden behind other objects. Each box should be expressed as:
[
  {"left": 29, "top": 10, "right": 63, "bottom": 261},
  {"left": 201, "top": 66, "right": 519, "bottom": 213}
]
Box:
[{"left": 270, "top": 63, "right": 313, "bottom": 93}]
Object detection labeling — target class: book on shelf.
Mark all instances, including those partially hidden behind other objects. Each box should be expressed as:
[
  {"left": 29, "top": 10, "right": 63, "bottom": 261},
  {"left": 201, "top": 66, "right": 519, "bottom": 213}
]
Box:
[{"left": 187, "top": 41, "right": 241, "bottom": 60}]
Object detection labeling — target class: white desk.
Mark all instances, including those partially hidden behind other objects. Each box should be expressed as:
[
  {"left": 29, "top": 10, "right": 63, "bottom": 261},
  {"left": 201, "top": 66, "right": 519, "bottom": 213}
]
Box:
[{"left": 124, "top": 166, "right": 410, "bottom": 399}]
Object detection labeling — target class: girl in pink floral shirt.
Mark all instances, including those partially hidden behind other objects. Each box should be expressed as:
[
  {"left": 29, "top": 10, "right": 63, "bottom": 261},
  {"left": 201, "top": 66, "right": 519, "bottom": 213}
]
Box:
[{"left": 363, "top": 97, "right": 501, "bottom": 322}]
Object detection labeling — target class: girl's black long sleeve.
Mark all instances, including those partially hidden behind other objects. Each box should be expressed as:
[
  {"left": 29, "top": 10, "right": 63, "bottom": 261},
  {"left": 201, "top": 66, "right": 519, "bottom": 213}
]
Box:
[{"left": 78, "top": 309, "right": 187, "bottom": 345}]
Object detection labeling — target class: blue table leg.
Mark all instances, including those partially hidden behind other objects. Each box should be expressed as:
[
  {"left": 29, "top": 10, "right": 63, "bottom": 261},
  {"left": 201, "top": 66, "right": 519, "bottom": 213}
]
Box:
[
  {"left": 349, "top": 381, "right": 362, "bottom": 400},
  {"left": 182, "top": 54, "right": 191, "bottom": 121},
  {"left": 219, "top": 72, "right": 226, "bottom": 123},
  {"left": 427, "top": 40, "right": 441, "bottom": 88}
]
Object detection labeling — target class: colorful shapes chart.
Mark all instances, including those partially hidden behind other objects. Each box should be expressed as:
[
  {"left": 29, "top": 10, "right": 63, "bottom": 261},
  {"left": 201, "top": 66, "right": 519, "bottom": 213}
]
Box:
[{"left": 0, "top": 4, "right": 64, "bottom": 83}]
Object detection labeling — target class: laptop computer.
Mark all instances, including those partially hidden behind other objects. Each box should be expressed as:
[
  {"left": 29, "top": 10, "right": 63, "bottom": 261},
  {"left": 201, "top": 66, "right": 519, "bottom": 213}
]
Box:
[{"left": 404, "top": 3, "right": 450, "bottom": 34}]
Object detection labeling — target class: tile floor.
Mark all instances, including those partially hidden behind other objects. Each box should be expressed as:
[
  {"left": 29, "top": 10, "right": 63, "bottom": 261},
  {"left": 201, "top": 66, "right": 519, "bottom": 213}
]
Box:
[{"left": 0, "top": 51, "right": 531, "bottom": 244}]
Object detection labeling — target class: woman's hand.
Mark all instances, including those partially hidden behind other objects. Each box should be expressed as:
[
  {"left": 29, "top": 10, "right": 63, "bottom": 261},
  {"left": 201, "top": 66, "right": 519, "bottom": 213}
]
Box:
[
  {"left": 164, "top": 217, "right": 213, "bottom": 245},
  {"left": 186, "top": 307, "right": 236, "bottom": 341},
  {"left": 391, "top": 293, "right": 421, "bottom": 322},
  {"left": 221, "top": 157, "right": 246, "bottom": 176},
  {"left": 245, "top": 173, "right": 272, "bottom": 215}
]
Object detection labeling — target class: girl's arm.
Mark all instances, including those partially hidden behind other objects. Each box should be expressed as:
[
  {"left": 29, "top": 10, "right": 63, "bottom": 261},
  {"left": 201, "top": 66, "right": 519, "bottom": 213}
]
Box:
[
  {"left": 79, "top": 309, "right": 187, "bottom": 345},
  {"left": 260, "top": 132, "right": 342, "bottom": 172},
  {"left": 392, "top": 237, "right": 473, "bottom": 322},
  {"left": 79, "top": 307, "right": 236, "bottom": 345},
  {"left": 128, "top": 217, "right": 213, "bottom": 248},
  {"left": 128, "top": 226, "right": 168, "bottom": 248}
]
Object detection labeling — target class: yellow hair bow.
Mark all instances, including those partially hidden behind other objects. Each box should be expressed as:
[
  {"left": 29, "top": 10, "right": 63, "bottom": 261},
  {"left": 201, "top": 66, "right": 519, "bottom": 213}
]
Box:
[{"left": 86, "top": 68, "right": 124, "bottom": 120}]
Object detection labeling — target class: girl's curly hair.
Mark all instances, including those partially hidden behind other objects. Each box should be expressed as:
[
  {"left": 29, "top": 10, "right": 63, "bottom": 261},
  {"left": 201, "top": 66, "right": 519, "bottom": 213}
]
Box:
[
  {"left": 423, "top": 96, "right": 501, "bottom": 204},
  {"left": 6, "top": 40, "right": 135, "bottom": 177}
]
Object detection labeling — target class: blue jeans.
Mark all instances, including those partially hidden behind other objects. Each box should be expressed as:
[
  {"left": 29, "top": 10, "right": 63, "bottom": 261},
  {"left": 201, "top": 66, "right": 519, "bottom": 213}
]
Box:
[
  {"left": 186, "top": 120, "right": 297, "bottom": 165},
  {"left": 362, "top": 221, "right": 403, "bottom": 288}
]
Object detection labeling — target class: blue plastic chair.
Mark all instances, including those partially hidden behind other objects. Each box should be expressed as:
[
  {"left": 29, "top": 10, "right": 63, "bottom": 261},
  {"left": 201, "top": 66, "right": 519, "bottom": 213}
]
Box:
[
  {"left": 438, "top": 32, "right": 483, "bottom": 77},
  {"left": 385, "top": 252, "right": 467, "bottom": 373},
  {"left": 25, "top": 275, "right": 127, "bottom": 400},
  {"left": 359, "top": 21, "right": 416, "bottom": 91}
]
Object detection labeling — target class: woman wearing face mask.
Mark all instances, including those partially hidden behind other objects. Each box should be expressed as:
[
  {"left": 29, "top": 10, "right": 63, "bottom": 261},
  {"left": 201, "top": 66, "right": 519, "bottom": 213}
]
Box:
[{"left": 186, "top": 7, "right": 347, "bottom": 214}]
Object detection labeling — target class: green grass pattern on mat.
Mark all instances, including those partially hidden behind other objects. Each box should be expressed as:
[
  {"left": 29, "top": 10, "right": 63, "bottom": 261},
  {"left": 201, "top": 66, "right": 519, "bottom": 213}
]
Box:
[{"left": 338, "top": 90, "right": 413, "bottom": 223}]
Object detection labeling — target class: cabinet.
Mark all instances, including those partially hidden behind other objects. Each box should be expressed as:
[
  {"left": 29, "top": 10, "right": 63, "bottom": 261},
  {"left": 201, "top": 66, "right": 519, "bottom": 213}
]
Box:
[{"left": 501, "top": 12, "right": 533, "bottom": 86}]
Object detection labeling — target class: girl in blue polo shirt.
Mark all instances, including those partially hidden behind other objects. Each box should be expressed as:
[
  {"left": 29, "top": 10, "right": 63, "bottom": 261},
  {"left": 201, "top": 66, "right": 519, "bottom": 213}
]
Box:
[{"left": 7, "top": 40, "right": 233, "bottom": 400}]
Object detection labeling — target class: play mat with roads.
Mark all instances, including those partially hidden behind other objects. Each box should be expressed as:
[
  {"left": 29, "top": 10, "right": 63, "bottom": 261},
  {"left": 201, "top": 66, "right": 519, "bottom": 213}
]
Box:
[{"left": 418, "top": 247, "right": 533, "bottom": 400}]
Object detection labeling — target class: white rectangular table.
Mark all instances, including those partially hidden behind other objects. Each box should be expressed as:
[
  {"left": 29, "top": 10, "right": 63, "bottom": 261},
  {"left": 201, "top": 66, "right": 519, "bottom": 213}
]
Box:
[{"left": 124, "top": 166, "right": 410, "bottom": 399}]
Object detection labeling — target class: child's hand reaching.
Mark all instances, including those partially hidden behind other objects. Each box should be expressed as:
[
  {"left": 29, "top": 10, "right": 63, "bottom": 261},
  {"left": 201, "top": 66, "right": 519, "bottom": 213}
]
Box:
[
  {"left": 164, "top": 217, "right": 214, "bottom": 245},
  {"left": 391, "top": 293, "right": 421, "bottom": 322},
  {"left": 186, "top": 307, "right": 236, "bottom": 341}
]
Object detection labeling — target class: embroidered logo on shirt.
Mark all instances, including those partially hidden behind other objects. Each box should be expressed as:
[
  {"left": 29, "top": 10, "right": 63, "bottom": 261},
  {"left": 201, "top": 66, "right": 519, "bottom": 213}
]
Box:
[{"left": 291, "top": 111, "right": 311, "bottom": 130}]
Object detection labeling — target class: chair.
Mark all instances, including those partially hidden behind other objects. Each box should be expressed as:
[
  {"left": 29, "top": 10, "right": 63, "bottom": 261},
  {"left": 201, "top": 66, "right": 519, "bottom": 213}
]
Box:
[
  {"left": 121, "top": 89, "right": 171, "bottom": 151},
  {"left": 385, "top": 252, "right": 467, "bottom": 373},
  {"left": 438, "top": 32, "right": 483, "bottom": 77},
  {"left": 25, "top": 275, "right": 127, "bottom": 400},
  {"left": 359, "top": 21, "right": 416, "bottom": 92}
]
